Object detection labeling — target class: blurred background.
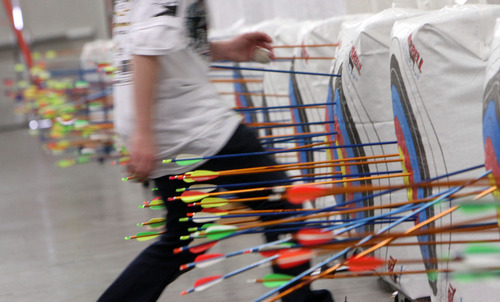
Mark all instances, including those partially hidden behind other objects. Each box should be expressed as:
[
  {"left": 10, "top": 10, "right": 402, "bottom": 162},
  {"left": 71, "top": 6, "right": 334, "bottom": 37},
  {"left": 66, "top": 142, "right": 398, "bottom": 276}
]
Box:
[{"left": 1, "top": 1, "right": 500, "bottom": 301}]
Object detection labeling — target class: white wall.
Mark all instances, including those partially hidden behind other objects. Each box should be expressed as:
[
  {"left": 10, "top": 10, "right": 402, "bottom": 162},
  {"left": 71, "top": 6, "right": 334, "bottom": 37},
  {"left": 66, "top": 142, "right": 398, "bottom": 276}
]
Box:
[
  {"left": 207, "top": 0, "right": 346, "bottom": 31},
  {"left": 208, "top": 0, "right": 500, "bottom": 31}
]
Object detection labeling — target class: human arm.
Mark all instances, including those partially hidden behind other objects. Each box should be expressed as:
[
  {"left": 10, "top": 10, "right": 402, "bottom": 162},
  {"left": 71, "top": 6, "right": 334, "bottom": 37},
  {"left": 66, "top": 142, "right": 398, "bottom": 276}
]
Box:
[
  {"left": 128, "top": 54, "right": 158, "bottom": 181},
  {"left": 210, "top": 32, "right": 275, "bottom": 62}
]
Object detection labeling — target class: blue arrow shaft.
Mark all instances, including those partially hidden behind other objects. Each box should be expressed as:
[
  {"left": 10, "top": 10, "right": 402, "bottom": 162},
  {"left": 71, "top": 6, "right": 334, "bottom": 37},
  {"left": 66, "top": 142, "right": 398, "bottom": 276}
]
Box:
[
  {"left": 169, "top": 141, "right": 398, "bottom": 163},
  {"left": 211, "top": 64, "right": 341, "bottom": 77}
]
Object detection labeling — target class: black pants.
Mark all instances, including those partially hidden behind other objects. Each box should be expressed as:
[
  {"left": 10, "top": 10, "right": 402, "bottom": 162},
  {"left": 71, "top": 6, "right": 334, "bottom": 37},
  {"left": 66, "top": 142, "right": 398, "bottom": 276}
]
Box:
[{"left": 98, "top": 125, "right": 333, "bottom": 302}]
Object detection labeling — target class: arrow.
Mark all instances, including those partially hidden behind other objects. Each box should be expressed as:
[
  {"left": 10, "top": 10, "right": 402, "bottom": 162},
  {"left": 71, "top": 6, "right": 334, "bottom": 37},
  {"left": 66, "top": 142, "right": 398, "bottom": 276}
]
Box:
[
  {"left": 124, "top": 231, "right": 164, "bottom": 242},
  {"left": 273, "top": 56, "right": 335, "bottom": 60},
  {"left": 174, "top": 166, "right": 487, "bottom": 255},
  {"left": 286, "top": 176, "right": 495, "bottom": 204},
  {"left": 177, "top": 169, "right": 403, "bottom": 194},
  {"left": 234, "top": 103, "right": 334, "bottom": 112},
  {"left": 256, "top": 171, "right": 491, "bottom": 302},
  {"left": 179, "top": 236, "right": 293, "bottom": 271},
  {"left": 211, "top": 65, "right": 340, "bottom": 77},
  {"left": 249, "top": 268, "right": 454, "bottom": 288},
  {"left": 171, "top": 172, "right": 409, "bottom": 203},
  {"left": 175, "top": 157, "right": 402, "bottom": 183},
  {"left": 140, "top": 197, "right": 165, "bottom": 210},
  {"left": 163, "top": 142, "right": 398, "bottom": 166},
  {"left": 137, "top": 217, "right": 166, "bottom": 228},
  {"left": 180, "top": 254, "right": 279, "bottom": 295},
  {"left": 272, "top": 43, "right": 339, "bottom": 48}
]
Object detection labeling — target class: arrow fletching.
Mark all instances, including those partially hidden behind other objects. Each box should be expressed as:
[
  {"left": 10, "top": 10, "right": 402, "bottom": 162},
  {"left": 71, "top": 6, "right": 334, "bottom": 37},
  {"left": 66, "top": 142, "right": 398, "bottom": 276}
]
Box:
[
  {"left": 186, "top": 241, "right": 218, "bottom": 254},
  {"left": 296, "top": 228, "right": 335, "bottom": 246},
  {"left": 205, "top": 225, "right": 238, "bottom": 240},
  {"left": 164, "top": 154, "right": 203, "bottom": 166},
  {"left": 458, "top": 202, "right": 500, "bottom": 214},
  {"left": 183, "top": 170, "right": 219, "bottom": 183},
  {"left": 57, "top": 159, "right": 75, "bottom": 168},
  {"left": 276, "top": 248, "right": 315, "bottom": 269},
  {"left": 124, "top": 231, "right": 160, "bottom": 242},
  {"left": 200, "top": 197, "right": 228, "bottom": 208},
  {"left": 188, "top": 183, "right": 218, "bottom": 193},
  {"left": 193, "top": 275, "right": 223, "bottom": 291},
  {"left": 180, "top": 190, "right": 209, "bottom": 203},
  {"left": 192, "top": 212, "right": 221, "bottom": 224},
  {"left": 137, "top": 217, "right": 166, "bottom": 228},
  {"left": 193, "top": 253, "right": 226, "bottom": 269},
  {"left": 286, "top": 185, "right": 330, "bottom": 204},
  {"left": 259, "top": 242, "right": 295, "bottom": 257},
  {"left": 345, "top": 256, "right": 385, "bottom": 272},
  {"left": 262, "top": 273, "right": 293, "bottom": 288}
]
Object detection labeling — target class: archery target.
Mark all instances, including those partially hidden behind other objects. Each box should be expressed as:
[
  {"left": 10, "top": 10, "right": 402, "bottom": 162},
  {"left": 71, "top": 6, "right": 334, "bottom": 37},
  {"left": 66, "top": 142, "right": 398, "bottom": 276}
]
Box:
[
  {"left": 391, "top": 5, "right": 500, "bottom": 302},
  {"left": 332, "top": 8, "right": 433, "bottom": 299},
  {"left": 484, "top": 18, "right": 500, "bottom": 200}
]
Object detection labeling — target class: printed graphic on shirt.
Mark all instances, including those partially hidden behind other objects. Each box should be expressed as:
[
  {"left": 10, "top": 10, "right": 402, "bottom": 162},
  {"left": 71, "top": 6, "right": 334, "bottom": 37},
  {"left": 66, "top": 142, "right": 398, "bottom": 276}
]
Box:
[
  {"left": 152, "top": 0, "right": 179, "bottom": 17},
  {"left": 113, "top": 0, "right": 133, "bottom": 85},
  {"left": 185, "top": 0, "right": 210, "bottom": 58}
]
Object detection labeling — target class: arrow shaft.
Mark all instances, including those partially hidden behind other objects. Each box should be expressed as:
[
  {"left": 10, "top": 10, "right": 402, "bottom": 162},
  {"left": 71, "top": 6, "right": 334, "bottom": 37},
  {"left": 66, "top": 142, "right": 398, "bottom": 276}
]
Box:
[
  {"left": 257, "top": 172, "right": 490, "bottom": 302},
  {"left": 211, "top": 64, "right": 340, "bottom": 77}
]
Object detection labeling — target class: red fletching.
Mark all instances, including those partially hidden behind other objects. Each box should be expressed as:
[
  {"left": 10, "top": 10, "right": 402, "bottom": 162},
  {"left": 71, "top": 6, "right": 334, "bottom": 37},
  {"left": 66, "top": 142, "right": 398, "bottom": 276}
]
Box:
[
  {"left": 193, "top": 275, "right": 221, "bottom": 288},
  {"left": 345, "top": 255, "right": 384, "bottom": 272},
  {"left": 286, "top": 185, "right": 329, "bottom": 204},
  {"left": 276, "top": 248, "right": 315, "bottom": 269},
  {"left": 195, "top": 253, "right": 224, "bottom": 263},
  {"left": 188, "top": 241, "right": 218, "bottom": 254},
  {"left": 181, "top": 190, "right": 205, "bottom": 197},
  {"left": 259, "top": 249, "right": 281, "bottom": 258},
  {"left": 296, "top": 228, "right": 335, "bottom": 246}
]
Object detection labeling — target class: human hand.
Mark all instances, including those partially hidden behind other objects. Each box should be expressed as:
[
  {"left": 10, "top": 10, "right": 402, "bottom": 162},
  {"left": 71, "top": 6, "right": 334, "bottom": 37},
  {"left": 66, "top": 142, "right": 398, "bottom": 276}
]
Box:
[
  {"left": 212, "top": 32, "right": 275, "bottom": 62},
  {"left": 127, "top": 131, "right": 156, "bottom": 182}
]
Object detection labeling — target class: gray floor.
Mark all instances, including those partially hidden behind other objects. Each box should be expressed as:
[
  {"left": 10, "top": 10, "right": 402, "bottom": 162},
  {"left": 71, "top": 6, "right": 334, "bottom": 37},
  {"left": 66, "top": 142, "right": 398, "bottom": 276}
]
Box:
[{"left": 0, "top": 127, "right": 394, "bottom": 302}]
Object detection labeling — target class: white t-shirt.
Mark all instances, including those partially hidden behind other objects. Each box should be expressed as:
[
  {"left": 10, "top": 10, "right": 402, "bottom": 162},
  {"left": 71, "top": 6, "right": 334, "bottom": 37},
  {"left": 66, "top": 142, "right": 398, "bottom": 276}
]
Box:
[{"left": 113, "top": 0, "right": 241, "bottom": 178}]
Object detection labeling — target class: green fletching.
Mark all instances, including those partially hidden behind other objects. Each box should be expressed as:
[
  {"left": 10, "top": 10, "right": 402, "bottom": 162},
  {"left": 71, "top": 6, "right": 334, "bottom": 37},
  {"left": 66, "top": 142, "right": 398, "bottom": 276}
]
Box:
[
  {"left": 57, "top": 159, "right": 75, "bottom": 168},
  {"left": 172, "top": 154, "right": 202, "bottom": 166},
  {"left": 459, "top": 202, "right": 500, "bottom": 214},
  {"left": 74, "top": 80, "right": 90, "bottom": 88},
  {"left": 426, "top": 271, "right": 439, "bottom": 282},
  {"left": 200, "top": 197, "right": 228, "bottom": 208},
  {"left": 74, "top": 119, "right": 89, "bottom": 128},
  {"left": 76, "top": 156, "right": 91, "bottom": 164},
  {"left": 150, "top": 205, "right": 165, "bottom": 210},
  {"left": 262, "top": 273, "right": 293, "bottom": 288},
  {"left": 149, "top": 199, "right": 164, "bottom": 206},
  {"left": 207, "top": 232, "right": 232, "bottom": 241},
  {"left": 205, "top": 225, "right": 237, "bottom": 241},
  {"left": 452, "top": 271, "right": 500, "bottom": 282},
  {"left": 143, "top": 218, "right": 165, "bottom": 228},
  {"left": 465, "top": 244, "right": 500, "bottom": 255},
  {"left": 135, "top": 231, "right": 160, "bottom": 242},
  {"left": 176, "top": 159, "right": 202, "bottom": 166},
  {"left": 201, "top": 223, "right": 216, "bottom": 230},
  {"left": 183, "top": 177, "right": 196, "bottom": 184}
]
